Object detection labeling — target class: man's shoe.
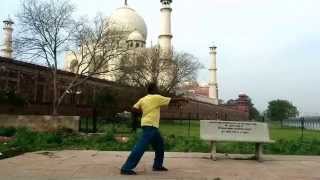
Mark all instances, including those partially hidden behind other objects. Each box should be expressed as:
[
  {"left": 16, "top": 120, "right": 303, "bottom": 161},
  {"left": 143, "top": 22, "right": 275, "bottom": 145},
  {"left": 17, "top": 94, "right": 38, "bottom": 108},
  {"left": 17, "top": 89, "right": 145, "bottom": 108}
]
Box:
[
  {"left": 153, "top": 166, "right": 168, "bottom": 171},
  {"left": 120, "top": 169, "right": 137, "bottom": 175}
]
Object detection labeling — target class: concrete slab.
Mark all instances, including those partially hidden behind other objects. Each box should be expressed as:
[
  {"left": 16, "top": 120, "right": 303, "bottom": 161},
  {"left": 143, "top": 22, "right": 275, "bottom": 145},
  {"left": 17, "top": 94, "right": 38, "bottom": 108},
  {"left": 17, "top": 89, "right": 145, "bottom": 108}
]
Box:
[{"left": 0, "top": 151, "right": 319, "bottom": 180}]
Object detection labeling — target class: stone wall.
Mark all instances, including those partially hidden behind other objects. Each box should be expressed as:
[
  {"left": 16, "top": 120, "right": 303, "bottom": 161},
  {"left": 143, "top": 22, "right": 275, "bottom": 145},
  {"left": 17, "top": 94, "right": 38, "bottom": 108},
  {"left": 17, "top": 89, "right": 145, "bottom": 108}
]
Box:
[
  {"left": 161, "top": 99, "right": 249, "bottom": 121},
  {"left": 0, "top": 115, "right": 80, "bottom": 132},
  {"left": 0, "top": 57, "right": 249, "bottom": 121}
]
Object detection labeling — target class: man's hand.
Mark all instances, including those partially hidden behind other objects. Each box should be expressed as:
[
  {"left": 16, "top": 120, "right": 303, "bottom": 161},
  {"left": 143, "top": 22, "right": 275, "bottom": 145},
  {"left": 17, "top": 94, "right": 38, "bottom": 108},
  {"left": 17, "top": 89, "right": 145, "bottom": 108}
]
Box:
[{"left": 131, "top": 107, "right": 142, "bottom": 117}]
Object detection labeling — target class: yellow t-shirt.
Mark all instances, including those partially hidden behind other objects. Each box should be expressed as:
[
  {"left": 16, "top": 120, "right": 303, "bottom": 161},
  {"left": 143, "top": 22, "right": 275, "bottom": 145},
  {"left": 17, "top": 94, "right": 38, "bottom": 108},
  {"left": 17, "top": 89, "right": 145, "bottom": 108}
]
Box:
[{"left": 133, "top": 94, "right": 171, "bottom": 128}]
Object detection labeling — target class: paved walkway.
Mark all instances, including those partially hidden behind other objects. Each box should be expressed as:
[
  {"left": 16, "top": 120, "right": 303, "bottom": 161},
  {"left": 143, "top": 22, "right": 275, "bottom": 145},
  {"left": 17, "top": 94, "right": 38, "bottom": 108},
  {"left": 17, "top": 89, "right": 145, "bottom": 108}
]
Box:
[{"left": 0, "top": 151, "right": 320, "bottom": 180}]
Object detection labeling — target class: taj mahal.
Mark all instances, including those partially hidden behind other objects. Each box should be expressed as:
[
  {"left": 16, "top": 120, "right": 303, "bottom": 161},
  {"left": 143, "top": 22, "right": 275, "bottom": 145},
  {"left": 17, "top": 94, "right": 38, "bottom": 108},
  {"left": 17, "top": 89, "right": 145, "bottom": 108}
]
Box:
[
  {"left": 64, "top": 0, "right": 175, "bottom": 85},
  {"left": 1, "top": 0, "right": 219, "bottom": 105}
]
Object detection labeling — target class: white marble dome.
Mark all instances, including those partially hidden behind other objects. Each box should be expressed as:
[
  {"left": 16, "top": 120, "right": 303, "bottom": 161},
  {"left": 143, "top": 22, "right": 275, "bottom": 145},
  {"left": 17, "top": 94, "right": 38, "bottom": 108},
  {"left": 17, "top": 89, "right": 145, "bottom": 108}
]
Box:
[
  {"left": 108, "top": 5, "right": 147, "bottom": 41},
  {"left": 127, "top": 30, "right": 145, "bottom": 42}
]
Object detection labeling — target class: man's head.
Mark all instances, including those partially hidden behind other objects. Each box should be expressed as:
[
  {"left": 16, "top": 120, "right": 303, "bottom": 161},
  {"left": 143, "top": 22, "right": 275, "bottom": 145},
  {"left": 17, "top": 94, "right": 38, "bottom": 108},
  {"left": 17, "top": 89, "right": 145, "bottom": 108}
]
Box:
[{"left": 147, "top": 83, "right": 158, "bottom": 94}]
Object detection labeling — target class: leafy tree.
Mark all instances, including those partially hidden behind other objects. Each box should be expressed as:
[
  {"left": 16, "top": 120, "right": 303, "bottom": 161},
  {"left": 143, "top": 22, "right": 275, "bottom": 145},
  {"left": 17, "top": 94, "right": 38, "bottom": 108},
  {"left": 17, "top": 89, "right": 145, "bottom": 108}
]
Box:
[
  {"left": 249, "top": 106, "right": 260, "bottom": 121},
  {"left": 267, "top": 99, "right": 299, "bottom": 127},
  {"left": 245, "top": 97, "right": 260, "bottom": 121}
]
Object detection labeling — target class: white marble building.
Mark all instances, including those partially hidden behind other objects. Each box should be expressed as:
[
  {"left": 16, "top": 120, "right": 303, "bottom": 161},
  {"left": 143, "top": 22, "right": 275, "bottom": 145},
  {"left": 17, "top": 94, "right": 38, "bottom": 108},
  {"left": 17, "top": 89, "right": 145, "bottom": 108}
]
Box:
[
  {"left": 64, "top": 0, "right": 173, "bottom": 81},
  {"left": 1, "top": 0, "right": 220, "bottom": 105}
]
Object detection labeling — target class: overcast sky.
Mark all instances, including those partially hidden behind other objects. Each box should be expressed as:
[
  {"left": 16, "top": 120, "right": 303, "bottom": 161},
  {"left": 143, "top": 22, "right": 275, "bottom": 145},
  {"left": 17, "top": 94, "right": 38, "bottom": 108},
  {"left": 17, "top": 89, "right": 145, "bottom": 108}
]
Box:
[{"left": 1, "top": 0, "right": 319, "bottom": 115}]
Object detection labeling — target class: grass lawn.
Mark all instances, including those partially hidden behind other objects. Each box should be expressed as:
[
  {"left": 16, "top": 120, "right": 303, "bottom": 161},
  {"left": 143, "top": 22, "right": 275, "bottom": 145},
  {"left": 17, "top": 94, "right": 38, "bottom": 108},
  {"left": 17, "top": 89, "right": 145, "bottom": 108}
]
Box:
[
  {"left": 82, "top": 118, "right": 320, "bottom": 141},
  {"left": 160, "top": 121, "right": 200, "bottom": 138},
  {"left": 160, "top": 121, "right": 320, "bottom": 141},
  {"left": 269, "top": 122, "right": 320, "bottom": 141}
]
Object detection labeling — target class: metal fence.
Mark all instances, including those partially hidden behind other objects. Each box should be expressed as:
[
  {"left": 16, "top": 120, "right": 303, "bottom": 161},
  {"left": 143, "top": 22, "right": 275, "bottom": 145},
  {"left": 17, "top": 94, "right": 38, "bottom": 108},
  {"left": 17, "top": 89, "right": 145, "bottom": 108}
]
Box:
[{"left": 283, "top": 117, "right": 320, "bottom": 131}]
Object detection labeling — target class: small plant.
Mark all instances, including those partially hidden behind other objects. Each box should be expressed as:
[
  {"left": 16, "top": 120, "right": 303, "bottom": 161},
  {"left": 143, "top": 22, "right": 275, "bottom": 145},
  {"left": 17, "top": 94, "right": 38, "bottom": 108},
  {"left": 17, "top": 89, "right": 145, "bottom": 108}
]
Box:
[
  {"left": 0, "top": 127, "right": 16, "bottom": 137},
  {"left": 1, "top": 125, "right": 320, "bottom": 160}
]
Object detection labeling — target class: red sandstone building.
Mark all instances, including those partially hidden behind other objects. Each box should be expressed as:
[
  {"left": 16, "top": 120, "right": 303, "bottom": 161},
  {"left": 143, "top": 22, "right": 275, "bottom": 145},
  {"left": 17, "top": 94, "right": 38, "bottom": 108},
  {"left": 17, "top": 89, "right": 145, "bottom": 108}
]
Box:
[{"left": 183, "top": 84, "right": 250, "bottom": 113}]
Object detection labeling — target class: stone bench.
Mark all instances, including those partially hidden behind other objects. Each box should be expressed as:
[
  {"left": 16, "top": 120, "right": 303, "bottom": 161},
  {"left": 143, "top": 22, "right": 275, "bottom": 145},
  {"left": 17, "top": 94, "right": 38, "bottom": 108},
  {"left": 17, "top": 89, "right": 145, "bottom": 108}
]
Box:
[{"left": 200, "top": 120, "right": 275, "bottom": 162}]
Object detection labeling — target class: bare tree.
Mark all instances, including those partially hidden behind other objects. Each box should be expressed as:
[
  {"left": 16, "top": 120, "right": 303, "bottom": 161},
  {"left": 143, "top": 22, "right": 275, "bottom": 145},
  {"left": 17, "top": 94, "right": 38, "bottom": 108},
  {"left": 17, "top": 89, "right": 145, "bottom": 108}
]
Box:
[
  {"left": 118, "top": 48, "right": 164, "bottom": 87},
  {"left": 15, "top": 0, "right": 129, "bottom": 115},
  {"left": 118, "top": 47, "right": 203, "bottom": 94},
  {"left": 15, "top": 0, "right": 75, "bottom": 115},
  {"left": 164, "top": 52, "right": 204, "bottom": 93},
  {"left": 60, "top": 15, "right": 129, "bottom": 110}
]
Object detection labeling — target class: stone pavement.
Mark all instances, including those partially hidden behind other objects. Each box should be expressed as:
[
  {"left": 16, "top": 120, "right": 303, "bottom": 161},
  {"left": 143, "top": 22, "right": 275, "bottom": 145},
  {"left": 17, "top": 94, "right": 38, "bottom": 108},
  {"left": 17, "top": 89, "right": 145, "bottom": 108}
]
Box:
[{"left": 0, "top": 151, "right": 320, "bottom": 180}]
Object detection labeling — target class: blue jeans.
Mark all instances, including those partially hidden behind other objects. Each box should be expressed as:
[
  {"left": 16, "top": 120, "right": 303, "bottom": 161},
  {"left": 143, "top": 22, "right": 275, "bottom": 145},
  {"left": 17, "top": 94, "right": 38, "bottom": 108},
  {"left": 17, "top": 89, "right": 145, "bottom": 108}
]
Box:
[{"left": 121, "top": 126, "right": 164, "bottom": 171}]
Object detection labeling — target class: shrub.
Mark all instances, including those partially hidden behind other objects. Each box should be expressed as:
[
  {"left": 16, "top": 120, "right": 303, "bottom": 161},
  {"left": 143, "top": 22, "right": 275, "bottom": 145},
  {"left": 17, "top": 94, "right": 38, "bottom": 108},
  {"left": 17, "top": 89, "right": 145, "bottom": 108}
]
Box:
[
  {"left": 42, "top": 133, "right": 63, "bottom": 145},
  {"left": 96, "top": 130, "right": 115, "bottom": 143},
  {"left": 10, "top": 128, "right": 37, "bottom": 152},
  {"left": 265, "top": 138, "right": 320, "bottom": 155},
  {"left": 0, "top": 127, "right": 16, "bottom": 137}
]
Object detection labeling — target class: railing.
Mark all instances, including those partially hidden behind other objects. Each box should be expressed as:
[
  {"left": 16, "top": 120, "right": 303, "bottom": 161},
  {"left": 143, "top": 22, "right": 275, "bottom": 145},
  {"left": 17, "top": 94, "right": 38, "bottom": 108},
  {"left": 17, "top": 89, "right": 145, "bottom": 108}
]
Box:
[{"left": 283, "top": 117, "right": 320, "bottom": 131}]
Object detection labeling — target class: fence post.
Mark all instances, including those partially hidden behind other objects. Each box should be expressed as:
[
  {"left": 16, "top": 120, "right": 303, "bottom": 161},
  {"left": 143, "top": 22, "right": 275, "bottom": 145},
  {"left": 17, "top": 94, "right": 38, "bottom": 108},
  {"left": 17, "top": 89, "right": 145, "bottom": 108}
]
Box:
[
  {"left": 86, "top": 117, "right": 89, "bottom": 133},
  {"left": 92, "top": 107, "right": 97, "bottom": 133},
  {"left": 188, "top": 113, "right": 191, "bottom": 137},
  {"left": 301, "top": 117, "right": 305, "bottom": 140}
]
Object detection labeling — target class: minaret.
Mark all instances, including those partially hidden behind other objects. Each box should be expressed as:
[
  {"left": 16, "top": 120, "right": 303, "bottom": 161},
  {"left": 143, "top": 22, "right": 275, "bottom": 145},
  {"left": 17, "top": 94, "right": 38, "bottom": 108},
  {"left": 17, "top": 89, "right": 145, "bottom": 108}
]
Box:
[
  {"left": 209, "top": 45, "right": 219, "bottom": 105},
  {"left": 159, "top": 0, "right": 173, "bottom": 60},
  {"left": 1, "top": 17, "right": 14, "bottom": 59}
]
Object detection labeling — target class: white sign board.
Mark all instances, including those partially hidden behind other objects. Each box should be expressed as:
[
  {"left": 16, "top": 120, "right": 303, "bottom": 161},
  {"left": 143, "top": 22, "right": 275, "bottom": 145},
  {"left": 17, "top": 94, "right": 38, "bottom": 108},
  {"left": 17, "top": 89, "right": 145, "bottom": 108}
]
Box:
[{"left": 200, "top": 120, "right": 272, "bottom": 143}]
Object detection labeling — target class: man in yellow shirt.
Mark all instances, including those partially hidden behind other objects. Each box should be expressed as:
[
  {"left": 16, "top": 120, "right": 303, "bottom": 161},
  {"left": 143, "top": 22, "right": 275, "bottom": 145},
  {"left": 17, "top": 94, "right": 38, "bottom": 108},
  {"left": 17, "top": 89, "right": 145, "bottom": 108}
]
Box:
[{"left": 121, "top": 83, "right": 186, "bottom": 175}]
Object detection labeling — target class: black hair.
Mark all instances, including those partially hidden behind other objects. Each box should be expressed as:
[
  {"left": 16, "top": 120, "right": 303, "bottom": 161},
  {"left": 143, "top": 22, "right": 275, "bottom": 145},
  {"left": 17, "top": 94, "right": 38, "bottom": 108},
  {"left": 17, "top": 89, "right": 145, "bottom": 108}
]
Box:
[{"left": 147, "top": 83, "right": 158, "bottom": 94}]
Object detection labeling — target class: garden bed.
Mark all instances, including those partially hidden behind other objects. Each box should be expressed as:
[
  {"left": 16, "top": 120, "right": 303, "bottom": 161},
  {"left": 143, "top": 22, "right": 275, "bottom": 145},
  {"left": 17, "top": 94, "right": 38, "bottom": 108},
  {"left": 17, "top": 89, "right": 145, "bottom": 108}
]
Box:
[{"left": 0, "top": 124, "right": 320, "bottom": 160}]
